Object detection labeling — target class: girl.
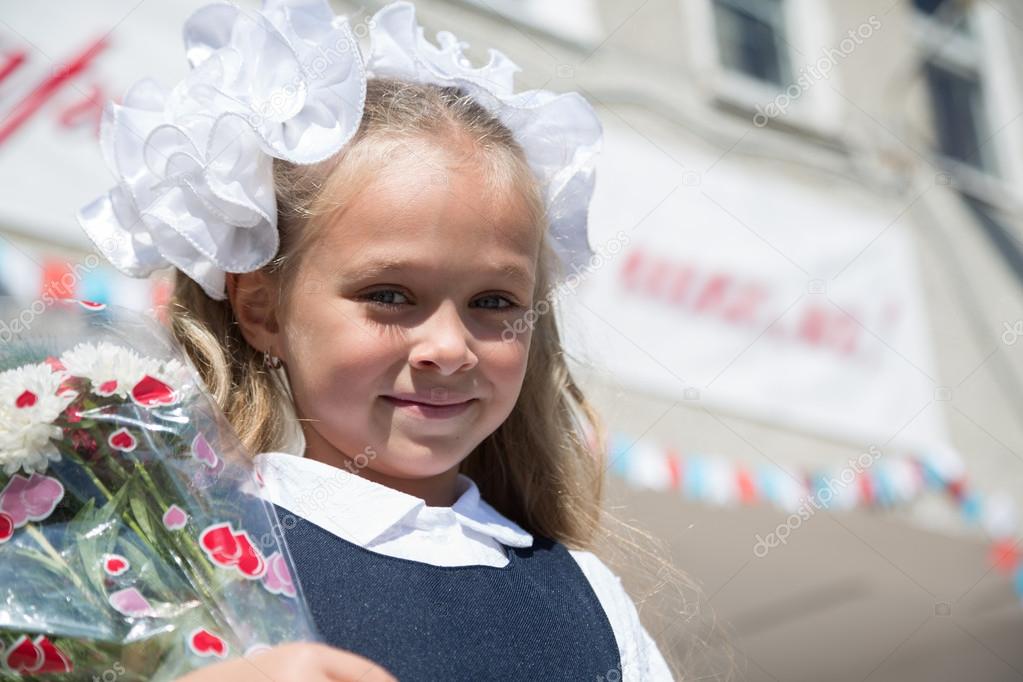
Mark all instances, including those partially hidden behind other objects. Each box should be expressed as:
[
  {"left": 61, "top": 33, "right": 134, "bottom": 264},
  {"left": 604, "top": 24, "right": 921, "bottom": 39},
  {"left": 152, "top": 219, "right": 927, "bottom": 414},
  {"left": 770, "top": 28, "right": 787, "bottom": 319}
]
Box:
[{"left": 79, "top": 2, "right": 679, "bottom": 679}]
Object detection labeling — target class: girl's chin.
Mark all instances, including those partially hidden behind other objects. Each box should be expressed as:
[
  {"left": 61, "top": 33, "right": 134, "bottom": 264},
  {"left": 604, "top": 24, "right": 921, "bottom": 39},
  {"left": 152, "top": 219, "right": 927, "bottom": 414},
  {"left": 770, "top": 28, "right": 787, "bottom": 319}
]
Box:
[
  {"left": 372, "top": 438, "right": 474, "bottom": 474},
  {"left": 363, "top": 459, "right": 463, "bottom": 484}
]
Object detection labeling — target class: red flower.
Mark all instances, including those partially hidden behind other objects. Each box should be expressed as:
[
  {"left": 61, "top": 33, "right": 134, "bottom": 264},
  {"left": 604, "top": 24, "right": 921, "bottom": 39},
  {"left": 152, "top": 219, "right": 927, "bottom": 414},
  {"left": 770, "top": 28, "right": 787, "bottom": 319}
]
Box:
[
  {"left": 43, "top": 356, "right": 66, "bottom": 373},
  {"left": 68, "top": 429, "right": 99, "bottom": 460}
]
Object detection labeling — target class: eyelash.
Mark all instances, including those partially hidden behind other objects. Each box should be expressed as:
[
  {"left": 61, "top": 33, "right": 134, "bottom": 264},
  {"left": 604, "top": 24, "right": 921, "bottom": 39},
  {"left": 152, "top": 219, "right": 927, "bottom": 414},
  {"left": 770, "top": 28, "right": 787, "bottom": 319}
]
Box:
[{"left": 359, "top": 289, "right": 519, "bottom": 311}]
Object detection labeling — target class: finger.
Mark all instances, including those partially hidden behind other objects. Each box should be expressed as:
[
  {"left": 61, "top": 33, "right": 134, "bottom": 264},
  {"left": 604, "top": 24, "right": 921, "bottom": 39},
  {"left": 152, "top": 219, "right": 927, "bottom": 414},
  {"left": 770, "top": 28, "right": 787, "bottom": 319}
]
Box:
[{"left": 322, "top": 649, "right": 398, "bottom": 682}]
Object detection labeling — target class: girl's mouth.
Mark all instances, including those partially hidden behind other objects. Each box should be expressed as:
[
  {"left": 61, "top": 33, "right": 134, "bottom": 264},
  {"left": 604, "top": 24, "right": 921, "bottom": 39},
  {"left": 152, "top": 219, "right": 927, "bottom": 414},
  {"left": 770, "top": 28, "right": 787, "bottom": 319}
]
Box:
[{"left": 382, "top": 396, "right": 477, "bottom": 419}]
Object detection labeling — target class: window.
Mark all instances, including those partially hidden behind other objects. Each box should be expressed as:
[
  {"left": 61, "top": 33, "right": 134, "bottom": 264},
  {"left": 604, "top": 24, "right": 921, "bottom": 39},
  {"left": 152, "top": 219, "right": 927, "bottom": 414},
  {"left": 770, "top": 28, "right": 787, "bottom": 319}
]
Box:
[
  {"left": 712, "top": 0, "right": 790, "bottom": 86},
  {"left": 913, "top": 0, "right": 946, "bottom": 14},
  {"left": 913, "top": 0, "right": 993, "bottom": 174},
  {"left": 962, "top": 197, "right": 1023, "bottom": 284},
  {"left": 924, "top": 62, "right": 992, "bottom": 171},
  {"left": 912, "top": 0, "right": 970, "bottom": 33}
]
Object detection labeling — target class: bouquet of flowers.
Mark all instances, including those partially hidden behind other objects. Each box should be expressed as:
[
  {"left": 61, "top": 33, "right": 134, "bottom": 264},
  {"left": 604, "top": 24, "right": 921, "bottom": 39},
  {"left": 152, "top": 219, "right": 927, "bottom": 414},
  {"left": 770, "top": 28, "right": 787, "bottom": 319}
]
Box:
[{"left": 0, "top": 297, "right": 314, "bottom": 680}]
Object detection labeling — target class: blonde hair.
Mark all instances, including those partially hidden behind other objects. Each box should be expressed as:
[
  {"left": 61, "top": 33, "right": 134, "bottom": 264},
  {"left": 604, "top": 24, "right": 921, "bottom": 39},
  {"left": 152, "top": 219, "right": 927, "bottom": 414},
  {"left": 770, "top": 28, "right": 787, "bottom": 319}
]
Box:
[{"left": 169, "top": 77, "right": 730, "bottom": 678}]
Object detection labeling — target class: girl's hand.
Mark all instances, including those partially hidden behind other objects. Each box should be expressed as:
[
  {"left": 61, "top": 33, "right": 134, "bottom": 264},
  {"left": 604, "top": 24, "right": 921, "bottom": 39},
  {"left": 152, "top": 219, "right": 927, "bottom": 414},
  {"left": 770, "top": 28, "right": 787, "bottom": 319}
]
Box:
[{"left": 175, "top": 642, "right": 398, "bottom": 682}]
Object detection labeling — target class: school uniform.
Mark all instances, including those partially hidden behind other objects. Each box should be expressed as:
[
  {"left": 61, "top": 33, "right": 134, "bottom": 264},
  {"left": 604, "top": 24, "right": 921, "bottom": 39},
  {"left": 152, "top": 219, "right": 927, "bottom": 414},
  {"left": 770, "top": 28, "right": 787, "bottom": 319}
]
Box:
[{"left": 254, "top": 451, "right": 675, "bottom": 681}]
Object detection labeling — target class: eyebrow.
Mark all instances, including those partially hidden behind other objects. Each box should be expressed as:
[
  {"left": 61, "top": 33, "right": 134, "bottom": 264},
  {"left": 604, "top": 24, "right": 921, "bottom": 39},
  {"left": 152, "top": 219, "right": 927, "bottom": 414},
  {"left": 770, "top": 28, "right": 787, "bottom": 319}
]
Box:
[{"left": 347, "top": 258, "right": 535, "bottom": 289}]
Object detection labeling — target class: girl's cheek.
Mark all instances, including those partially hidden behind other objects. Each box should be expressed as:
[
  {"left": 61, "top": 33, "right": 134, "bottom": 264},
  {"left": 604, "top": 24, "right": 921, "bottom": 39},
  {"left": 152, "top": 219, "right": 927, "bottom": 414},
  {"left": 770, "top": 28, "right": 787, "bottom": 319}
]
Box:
[{"left": 484, "top": 337, "right": 530, "bottom": 384}]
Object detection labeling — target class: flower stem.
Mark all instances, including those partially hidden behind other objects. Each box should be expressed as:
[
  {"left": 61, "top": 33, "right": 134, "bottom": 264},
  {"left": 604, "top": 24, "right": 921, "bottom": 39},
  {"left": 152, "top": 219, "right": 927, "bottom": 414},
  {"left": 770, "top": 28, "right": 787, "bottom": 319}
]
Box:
[{"left": 23, "top": 523, "right": 92, "bottom": 599}]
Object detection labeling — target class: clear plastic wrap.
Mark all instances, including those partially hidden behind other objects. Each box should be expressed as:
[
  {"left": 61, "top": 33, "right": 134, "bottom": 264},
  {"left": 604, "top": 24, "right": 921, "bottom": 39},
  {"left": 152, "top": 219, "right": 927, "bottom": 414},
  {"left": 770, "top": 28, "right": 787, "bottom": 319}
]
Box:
[{"left": 0, "top": 297, "right": 315, "bottom": 679}]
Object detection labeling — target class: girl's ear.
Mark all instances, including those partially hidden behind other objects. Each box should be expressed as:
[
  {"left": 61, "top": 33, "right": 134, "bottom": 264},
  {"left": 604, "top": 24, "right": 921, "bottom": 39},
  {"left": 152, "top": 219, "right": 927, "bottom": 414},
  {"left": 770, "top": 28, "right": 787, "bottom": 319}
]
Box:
[{"left": 226, "top": 271, "right": 281, "bottom": 355}]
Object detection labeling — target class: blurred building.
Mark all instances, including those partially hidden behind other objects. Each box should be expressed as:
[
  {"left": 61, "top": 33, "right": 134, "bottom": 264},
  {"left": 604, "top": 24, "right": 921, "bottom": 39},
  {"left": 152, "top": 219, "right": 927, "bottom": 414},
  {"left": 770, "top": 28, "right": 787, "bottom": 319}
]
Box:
[{"left": 1, "top": 0, "right": 1022, "bottom": 680}]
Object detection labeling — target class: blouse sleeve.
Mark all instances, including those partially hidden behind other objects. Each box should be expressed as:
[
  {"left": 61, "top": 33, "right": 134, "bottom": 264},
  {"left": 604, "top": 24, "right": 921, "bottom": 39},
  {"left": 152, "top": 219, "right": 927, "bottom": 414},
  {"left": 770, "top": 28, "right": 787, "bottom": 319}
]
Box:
[{"left": 568, "top": 549, "right": 675, "bottom": 681}]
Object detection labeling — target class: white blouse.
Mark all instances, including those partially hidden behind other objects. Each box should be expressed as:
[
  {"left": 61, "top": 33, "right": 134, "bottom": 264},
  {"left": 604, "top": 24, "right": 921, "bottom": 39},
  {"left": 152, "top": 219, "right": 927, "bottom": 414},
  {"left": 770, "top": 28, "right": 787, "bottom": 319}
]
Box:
[{"left": 253, "top": 452, "right": 674, "bottom": 681}]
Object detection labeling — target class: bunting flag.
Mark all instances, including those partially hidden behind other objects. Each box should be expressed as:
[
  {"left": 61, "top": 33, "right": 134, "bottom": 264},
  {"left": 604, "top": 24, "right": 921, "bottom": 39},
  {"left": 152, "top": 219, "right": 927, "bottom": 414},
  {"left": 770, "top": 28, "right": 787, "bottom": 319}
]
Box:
[
  {"left": 604, "top": 430, "right": 1023, "bottom": 603},
  {"left": 0, "top": 239, "right": 170, "bottom": 317}
]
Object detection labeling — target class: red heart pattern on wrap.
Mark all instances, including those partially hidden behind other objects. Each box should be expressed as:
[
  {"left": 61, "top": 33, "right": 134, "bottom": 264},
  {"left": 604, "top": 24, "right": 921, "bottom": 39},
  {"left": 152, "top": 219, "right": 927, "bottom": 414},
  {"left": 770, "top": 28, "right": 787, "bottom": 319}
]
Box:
[
  {"left": 191, "top": 433, "right": 220, "bottom": 469},
  {"left": 261, "top": 551, "right": 297, "bottom": 598},
  {"left": 162, "top": 504, "right": 188, "bottom": 530},
  {"left": 108, "top": 427, "right": 137, "bottom": 452},
  {"left": 4, "top": 635, "right": 73, "bottom": 674},
  {"left": 0, "top": 474, "right": 64, "bottom": 529},
  {"left": 34, "top": 636, "right": 73, "bottom": 673},
  {"left": 103, "top": 553, "right": 130, "bottom": 576},
  {"left": 0, "top": 512, "right": 13, "bottom": 544},
  {"left": 131, "top": 375, "right": 177, "bottom": 407},
  {"left": 199, "top": 523, "right": 240, "bottom": 564},
  {"left": 199, "top": 522, "right": 266, "bottom": 579},
  {"left": 4, "top": 635, "right": 40, "bottom": 673},
  {"left": 188, "top": 628, "right": 228, "bottom": 658},
  {"left": 108, "top": 587, "right": 154, "bottom": 617},
  {"left": 234, "top": 533, "right": 265, "bottom": 578}
]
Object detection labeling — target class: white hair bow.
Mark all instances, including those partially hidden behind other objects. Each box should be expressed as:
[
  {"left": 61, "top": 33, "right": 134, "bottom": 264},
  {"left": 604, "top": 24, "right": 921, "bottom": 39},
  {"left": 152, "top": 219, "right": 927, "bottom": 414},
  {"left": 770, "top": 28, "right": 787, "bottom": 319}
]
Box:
[{"left": 78, "top": 0, "right": 602, "bottom": 301}]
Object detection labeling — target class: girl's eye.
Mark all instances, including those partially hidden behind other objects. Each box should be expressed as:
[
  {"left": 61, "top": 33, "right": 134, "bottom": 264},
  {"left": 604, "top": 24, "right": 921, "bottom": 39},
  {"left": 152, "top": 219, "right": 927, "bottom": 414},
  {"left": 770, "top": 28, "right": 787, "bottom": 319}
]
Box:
[
  {"left": 472, "top": 294, "right": 517, "bottom": 310},
  {"left": 361, "top": 289, "right": 410, "bottom": 309},
  {"left": 359, "top": 290, "right": 518, "bottom": 311}
]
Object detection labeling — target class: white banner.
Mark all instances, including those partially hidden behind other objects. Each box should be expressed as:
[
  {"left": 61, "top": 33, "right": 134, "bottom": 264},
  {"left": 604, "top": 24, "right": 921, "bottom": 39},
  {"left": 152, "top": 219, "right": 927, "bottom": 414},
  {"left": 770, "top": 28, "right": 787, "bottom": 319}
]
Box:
[
  {"left": 563, "top": 120, "right": 949, "bottom": 452},
  {"left": 0, "top": 0, "right": 247, "bottom": 250}
]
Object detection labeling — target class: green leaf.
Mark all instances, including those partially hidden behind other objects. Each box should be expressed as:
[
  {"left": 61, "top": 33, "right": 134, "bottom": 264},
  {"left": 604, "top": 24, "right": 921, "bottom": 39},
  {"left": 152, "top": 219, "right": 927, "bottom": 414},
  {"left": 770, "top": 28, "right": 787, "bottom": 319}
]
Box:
[{"left": 129, "top": 492, "right": 156, "bottom": 542}]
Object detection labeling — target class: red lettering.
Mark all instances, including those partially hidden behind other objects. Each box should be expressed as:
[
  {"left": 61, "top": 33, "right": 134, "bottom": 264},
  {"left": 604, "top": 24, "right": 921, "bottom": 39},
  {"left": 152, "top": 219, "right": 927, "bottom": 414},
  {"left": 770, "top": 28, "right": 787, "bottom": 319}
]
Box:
[
  {"left": 643, "top": 259, "right": 673, "bottom": 297},
  {"left": 722, "top": 283, "right": 768, "bottom": 323},
  {"left": 797, "top": 304, "right": 860, "bottom": 355},
  {"left": 0, "top": 49, "right": 27, "bottom": 86},
  {"left": 0, "top": 36, "right": 109, "bottom": 146},
  {"left": 692, "top": 274, "right": 731, "bottom": 313},
  {"left": 666, "top": 266, "right": 695, "bottom": 304},
  {"left": 831, "top": 308, "right": 860, "bottom": 355},
  {"left": 619, "top": 249, "right": 646, "bottom": 290},
  {"left": 798, "top": 305, "right": 830, "bottom": 347},
  {"left": 57, "top": 83, "right": 105, "bottom": 137}
]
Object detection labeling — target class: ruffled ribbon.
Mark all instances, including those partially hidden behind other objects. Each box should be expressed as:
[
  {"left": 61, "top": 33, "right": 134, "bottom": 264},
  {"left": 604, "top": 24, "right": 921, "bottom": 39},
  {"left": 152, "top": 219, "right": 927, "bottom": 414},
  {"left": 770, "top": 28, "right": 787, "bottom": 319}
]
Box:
[
  {"left": 365, "top": 1, "right": 602, "bottom": 274},
  {"left": 78, "top": 0, "right": 602, "bottom": 298},
  {"left": 78, "top": 0, "right": 366, "bottom": 300}
]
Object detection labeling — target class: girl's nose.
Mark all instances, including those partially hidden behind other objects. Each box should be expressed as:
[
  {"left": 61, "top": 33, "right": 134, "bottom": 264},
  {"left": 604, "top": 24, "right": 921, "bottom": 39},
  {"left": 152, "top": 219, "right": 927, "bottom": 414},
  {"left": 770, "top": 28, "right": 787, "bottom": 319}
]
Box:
[{"left": 408, "top": 301, "right": 479, "bottom": 376}]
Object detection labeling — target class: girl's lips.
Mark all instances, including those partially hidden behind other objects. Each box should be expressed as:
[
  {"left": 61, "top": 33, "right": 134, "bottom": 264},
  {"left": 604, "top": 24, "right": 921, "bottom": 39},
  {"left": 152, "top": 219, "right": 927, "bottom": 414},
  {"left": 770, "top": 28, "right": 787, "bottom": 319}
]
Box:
[{"left": 382, "top": 396, "right": 476, "bottom": 419}]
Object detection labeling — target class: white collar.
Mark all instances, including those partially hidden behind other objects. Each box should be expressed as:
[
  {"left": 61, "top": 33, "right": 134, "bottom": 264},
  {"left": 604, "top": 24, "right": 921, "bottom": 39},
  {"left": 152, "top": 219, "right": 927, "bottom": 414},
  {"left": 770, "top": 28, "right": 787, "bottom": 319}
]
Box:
[{"left": 253, "top": 451, "right": 534, "bottom": 549}]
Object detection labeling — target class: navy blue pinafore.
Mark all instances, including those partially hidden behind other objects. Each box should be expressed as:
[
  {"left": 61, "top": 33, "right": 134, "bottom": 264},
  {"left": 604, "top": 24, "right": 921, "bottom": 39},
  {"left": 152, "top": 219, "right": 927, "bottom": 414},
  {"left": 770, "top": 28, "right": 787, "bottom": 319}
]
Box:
[{"left": 273, "top": 504, "right": 622, "bottom": 681}]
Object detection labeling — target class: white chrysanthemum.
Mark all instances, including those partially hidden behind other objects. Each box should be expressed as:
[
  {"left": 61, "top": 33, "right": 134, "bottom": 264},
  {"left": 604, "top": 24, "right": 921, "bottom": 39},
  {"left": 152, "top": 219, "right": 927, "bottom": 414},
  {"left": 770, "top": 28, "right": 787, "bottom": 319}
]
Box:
[
  {"left": 0, "top": 362, "right": 78, "bottom": 475},
  {"left": 61, "top": 342, "right": 193, "bottom": 401},
  {"left": 158, "top": 358, "right": 196, "bottom": 396},
  {"left": 61, "top": 341, "right": 163, "bottom": 399}
]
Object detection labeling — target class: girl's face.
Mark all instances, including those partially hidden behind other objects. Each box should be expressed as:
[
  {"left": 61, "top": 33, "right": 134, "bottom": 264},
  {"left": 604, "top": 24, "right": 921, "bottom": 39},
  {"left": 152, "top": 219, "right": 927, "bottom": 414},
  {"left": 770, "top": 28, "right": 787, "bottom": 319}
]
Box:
[{"left": 276, "top": 147, "right": 539, "bottom": 498}]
